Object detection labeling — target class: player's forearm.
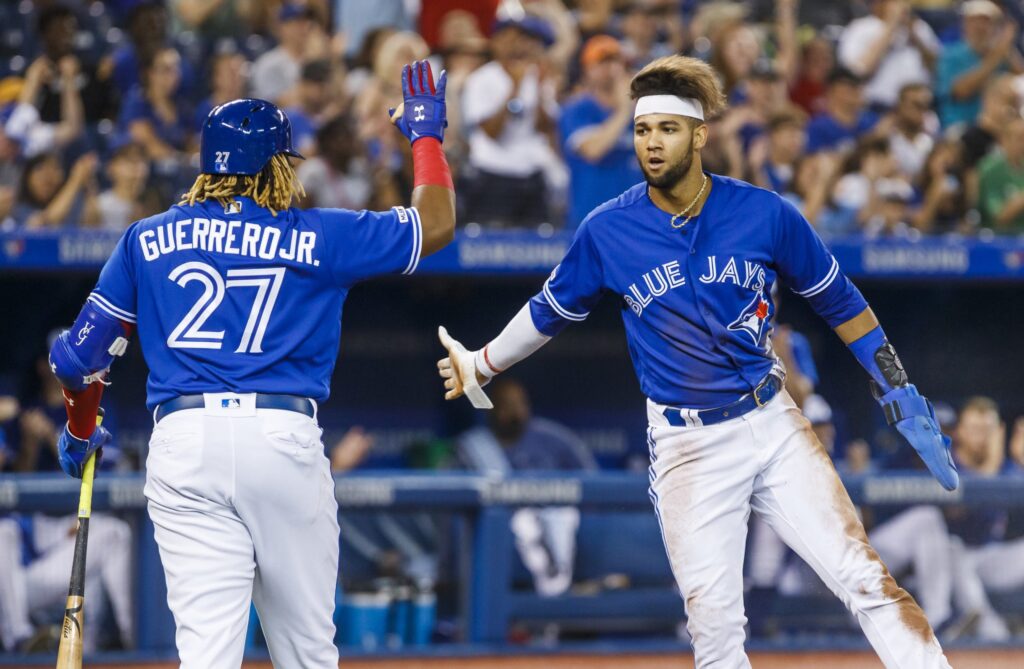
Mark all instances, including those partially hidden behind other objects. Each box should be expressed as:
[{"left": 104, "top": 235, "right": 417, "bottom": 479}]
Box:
[
  {"left": 837, "top": 307, "right": 910, "bottom": 395},
  {"left": 409, "top": 137, "right": 455, "bottom": 256},
  {"left": 55, "top": 74, "right": 84, "bottom": 146},
  {"left": 474, "top": 304, "right": 552, "bottom": 380},
  {"left": 414, "top": 184, "right": 455, "bottom": 255},
  {"left": 176, "top": 0, "right": 225, "bottom": 26},
  {"left": 853, "top": 24, "right": 899, "bottom": 78},
  {"left": 951, "top": 54, "right": 1004, "bottom": 101}
]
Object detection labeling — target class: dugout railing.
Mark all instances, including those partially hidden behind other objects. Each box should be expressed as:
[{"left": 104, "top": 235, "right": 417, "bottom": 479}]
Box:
[{"left": 2, "top": 471, "right": 1023, "bottom": 659}]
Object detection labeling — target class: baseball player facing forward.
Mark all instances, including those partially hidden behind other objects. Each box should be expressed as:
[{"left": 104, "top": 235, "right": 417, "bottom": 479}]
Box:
[
  {"left": 439, "top": 55, "right": 957, "bottom": 669},
  {"left": 46, "top": 60, "right": 453, "bottom": 667}
]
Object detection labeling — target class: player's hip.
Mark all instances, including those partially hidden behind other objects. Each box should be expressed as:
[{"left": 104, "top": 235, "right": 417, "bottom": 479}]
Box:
[
  {"left": 144, "top": 393, "right": 329, "bottom": 505},
  {"left": 645, "top": 387, "right": 807, "bottom": 488}
]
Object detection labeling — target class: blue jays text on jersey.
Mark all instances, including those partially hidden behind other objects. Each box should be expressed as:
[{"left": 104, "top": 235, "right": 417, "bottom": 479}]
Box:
[
  {"left": 528, "top": 174, "right": 867, "bottom": 409},
  {"left": 86, "top": 197, "right": 423, "bottom": 410}
]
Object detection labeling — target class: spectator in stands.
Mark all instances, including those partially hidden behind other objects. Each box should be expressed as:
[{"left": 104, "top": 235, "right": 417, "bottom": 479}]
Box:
[
  {"left": 783, "top": 152, "right": 843, "bottom": 231},
  {"left": 961, "top": 75, "right": 1021, "bottom": 170},
  {"left": 729, "top": 61, "right": 793, "bottom": 158},
  {"left": 946, "top": 397, "right": 1017, "bottom": 641},
  {"left": 461, "top": 15, "right": 561, "bottom": 227},
  {"left": 458, "top": 379, "right": 597, "bottom": 596},
  {"left": 250, "top": 3, "right": 317, "bottom": 106},
  {"left": 619, "top": 0, "right": 675, "bottom": 69},
  {"left": 573, "top": 0, "right": 616, "bottom": 43},
  {"left": 558, "top": 36, "right": 641, "bottom": 229},
  {"left": 805, "top": 68, "right": 878, "bottom": 155},
  {"left": 29, "top": 3, "right": 114, "bottom": 124},
  {"left": 837, "top": 0, "right": 940, "bottom": 111},
  {"left": 912, "top": 140, "right": 969, "bottom": 233},
  {"left": 352, "top": 31, "right": 428, "bottom": 211},
  {"left": 286, "top": 59, "right": 344, "bottom": 156},
  {"left": 789, "top": 36, "right": 834, "bottom": 116},
  {"left": 936, "top": 0, "right": 1024, "bottom": 129},
  {"left": 888, "top": 83, "right": 937, "bottom": 184},
  {"left": 336, "top": 0, "right": 411, "bottom": 58},
  {"left": 193, "top": 50, "right": 250, "bottom": 131},
  {"left": 172, "top": 0, "right": 258, "bottom": 46},
  {"left": 832, "top": 136, "right": 914, "bottom": 236},
  {"left": 12, "top": 152, "right": 98, "bottom": 228},
  {"left": 435, "top": 15, "right": 489, "bottom": 168},
  {"left": 749, "top": 109, "right": 806, "bottom": 196},
  {"left": 3, "top": 54, "right": 83, "bottom": 159},
  {"left": 97, "top": 142, "right": 153, "bottom": 230},
  {"left": 119, "top": 47, "right": 193, "bottom": 161},
  {"left": 297, "top": 115, "right": 371, "bottom": 210},
  {"left": 108, "top": 2, "right": 193, "bottom": 102},
  {"left": 978, "top": 116, "right": 1024, "bottom": 232},
  {"left": 0, "top": 101, "right": 20, "bottom": 227},
  {"left": 1011, "top": 418, "right": 1024, "bottom": 472}
]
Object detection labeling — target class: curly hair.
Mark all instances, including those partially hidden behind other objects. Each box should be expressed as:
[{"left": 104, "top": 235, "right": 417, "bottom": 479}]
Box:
[
  {"left": 179, "top": 154, "right": 305, "bottom": 216},
  {"left": 630, "top": 55, "right": 729, "bottom": 121}
]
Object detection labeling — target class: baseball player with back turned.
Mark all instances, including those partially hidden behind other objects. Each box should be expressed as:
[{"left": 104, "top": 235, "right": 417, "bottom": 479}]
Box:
[
  {"left": 46, "top": 60, "right": 453, "bottom": 667},
  {"left": 438, "top": 55, "right": 958, "bottom": 669}
]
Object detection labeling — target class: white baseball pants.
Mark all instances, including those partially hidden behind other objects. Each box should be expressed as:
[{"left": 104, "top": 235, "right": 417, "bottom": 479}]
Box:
[
  {"left": 647, "top": 391, "right": 951, "bottom": 669},
  {"left": 144, "top": 394, "right": 340, "bottom": 669}
]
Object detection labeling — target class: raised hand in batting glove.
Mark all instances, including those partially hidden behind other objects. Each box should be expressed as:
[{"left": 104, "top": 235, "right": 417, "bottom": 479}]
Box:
[
  {"left": 389, "top": 60, "right": 448, "bottom": 144},
  {"left": 437, "top": 327, "right": 493, "bottom": 409},
  {"left": 876, "top": 384, "right": 958, "bottom": 490},
  {"left": 57, "top": 421, "right": 110, "bottom": 479}
]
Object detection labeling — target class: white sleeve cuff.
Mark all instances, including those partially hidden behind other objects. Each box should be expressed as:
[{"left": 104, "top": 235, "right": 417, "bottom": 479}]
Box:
[
  {"left": 474, "top": 304, "right": 551, "bottom": 378},
  {"left": 88, "top": 292, "right": 137, "bottom": 324},
  {"left": 401, "top": 207, "right": 423, "bottom": 275}
]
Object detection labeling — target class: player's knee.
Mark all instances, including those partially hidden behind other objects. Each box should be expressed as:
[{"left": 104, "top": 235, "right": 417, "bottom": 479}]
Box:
[{"left": 684, "top": 591, "right": 746, "bottom": 631}]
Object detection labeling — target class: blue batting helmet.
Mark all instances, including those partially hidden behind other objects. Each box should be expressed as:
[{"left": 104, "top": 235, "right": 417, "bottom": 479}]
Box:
[{"left": 199, "top": 98, "right": 304, "bottom": 175}]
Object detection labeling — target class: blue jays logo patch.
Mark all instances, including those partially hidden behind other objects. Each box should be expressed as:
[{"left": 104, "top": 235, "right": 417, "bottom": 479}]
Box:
[{"left": 728, "top": 290, "right": 771, "bottom": 345}]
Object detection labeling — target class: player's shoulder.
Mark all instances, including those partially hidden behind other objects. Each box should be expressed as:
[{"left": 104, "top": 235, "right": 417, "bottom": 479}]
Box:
[
  {"left": 579, "top": 182, "right": 649, "bottom": 230},
  {"left": 711, "top": 173, "right": 793, "bottom": 214}
]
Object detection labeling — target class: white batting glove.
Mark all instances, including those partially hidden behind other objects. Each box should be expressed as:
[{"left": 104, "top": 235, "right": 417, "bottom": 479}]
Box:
[{"left": 437, "top": 326, "right": 493, "bottom": 409}]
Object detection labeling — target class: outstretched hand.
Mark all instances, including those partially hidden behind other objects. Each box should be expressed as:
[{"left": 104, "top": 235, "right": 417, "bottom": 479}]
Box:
[
  {"left": 878, "top": 385, "right": 958, "bottom": 491},
  {"left": 389, "top": 60, "right": 448, "bottom": 144},
  {"left": 437, "top": 326, "right": 493, "bottom": 409}
]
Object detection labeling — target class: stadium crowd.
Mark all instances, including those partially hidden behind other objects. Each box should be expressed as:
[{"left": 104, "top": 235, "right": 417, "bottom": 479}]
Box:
[{"left": 1, "top": 0, "right": 1024, "bottom": 234}]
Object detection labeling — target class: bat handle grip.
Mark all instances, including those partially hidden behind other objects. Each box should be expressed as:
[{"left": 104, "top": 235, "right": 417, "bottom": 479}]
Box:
[{"left": 77, "top": 410, "right": 103, "bottom": 520}]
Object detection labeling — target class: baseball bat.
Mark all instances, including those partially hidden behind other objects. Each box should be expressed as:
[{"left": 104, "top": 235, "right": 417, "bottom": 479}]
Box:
[{"left": 55, "top": 408, "right": 103, "bottom": 669}]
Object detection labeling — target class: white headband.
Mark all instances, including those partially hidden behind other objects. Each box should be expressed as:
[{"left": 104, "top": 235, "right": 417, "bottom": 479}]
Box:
[{"left": 634, "top": 95, "right": 704, "bottom": 121}]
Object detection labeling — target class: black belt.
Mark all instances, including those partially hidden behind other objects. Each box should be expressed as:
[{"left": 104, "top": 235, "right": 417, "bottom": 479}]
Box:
[
  {"left": 662, "top": 375, "right": 782, "bottom": 428},
  {"left": 154, "top": 393, "right": 315, "bottom": 423}
]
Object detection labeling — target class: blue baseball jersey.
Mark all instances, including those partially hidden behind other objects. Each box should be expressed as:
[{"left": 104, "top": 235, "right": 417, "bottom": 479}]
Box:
[
  {"left": 529, "top": 174, "right": 868, "bottom": 409},
  {"left": 88, "top": 197, "right": 422, "bottom": 410}
]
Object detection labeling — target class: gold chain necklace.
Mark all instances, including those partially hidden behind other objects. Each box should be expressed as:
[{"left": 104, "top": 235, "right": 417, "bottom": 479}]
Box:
[{"left": 669, "top": 174, "right": 708, "bottom": 229}]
